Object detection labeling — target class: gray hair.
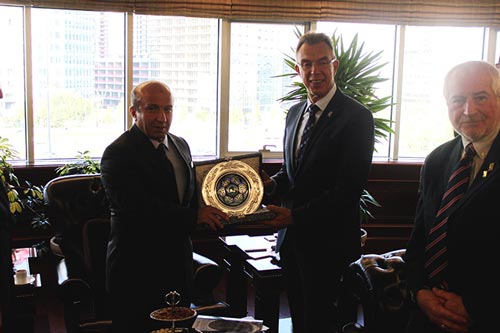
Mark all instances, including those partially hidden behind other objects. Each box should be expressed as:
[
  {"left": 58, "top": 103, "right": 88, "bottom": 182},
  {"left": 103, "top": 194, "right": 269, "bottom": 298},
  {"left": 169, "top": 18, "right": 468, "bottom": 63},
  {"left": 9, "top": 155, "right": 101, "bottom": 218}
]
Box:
[{"left": 443, "top": 61, "right": 500, "bottom": 98}]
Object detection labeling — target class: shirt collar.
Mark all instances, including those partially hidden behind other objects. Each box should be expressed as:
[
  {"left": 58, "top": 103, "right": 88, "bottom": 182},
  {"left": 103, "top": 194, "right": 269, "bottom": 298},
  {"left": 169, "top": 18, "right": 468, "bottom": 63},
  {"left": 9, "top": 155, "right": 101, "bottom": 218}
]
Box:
[
  {"left": 461, "top": 126, "right": 500, "bottom": 160},
  {"left": 308, "top": 83, "right": 336, "bottom": 112},
  {"left": 152, "top": 136, "right": 169, "bottom": 150}
]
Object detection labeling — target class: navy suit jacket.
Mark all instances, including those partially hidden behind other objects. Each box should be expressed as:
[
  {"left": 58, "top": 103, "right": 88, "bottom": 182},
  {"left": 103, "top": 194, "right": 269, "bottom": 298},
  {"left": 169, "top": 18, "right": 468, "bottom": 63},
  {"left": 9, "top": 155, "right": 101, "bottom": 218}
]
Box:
[
  {"left": 273, "top": 88, "right": 374, "bottom": 269},
  {"left": 100, "top": 124, "right": 198, "bottom": 307},
  {"left": 405, "top": 133, "right": 500, "bottom": 332}
]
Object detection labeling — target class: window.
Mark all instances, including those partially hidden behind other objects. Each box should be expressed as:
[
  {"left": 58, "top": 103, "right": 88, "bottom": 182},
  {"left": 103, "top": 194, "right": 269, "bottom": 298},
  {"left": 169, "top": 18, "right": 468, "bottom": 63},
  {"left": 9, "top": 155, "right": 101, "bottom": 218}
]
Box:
[
  {"left": 228, "top": 23, "right": 305, "bottom": 153},
  {"left": 397, "top": 26, "right": 484, "bottom": 158},
  {"left": 317, "top": 22, "right": 485, "bottom": 159},
  {"left": 31, "top": 8, "right": 126, "bottom": 160},
  {"left": 1, "top": 4, "right": 499, "bottom": 164},
  {"left": 132, "top": 15, "right": 219, "bottom": 157},
  {"left": 0, "top": 6, "right": 25, "bottom": 159},
  {"left": 316, "top": 22, "right": 396, "bottom": 157}
]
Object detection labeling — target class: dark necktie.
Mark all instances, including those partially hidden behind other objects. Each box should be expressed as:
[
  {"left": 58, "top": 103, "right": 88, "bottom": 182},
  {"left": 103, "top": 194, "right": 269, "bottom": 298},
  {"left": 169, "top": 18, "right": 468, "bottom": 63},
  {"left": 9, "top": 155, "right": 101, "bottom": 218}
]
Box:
[
  {"left": 424, "top": 142, "right": 476, "bottom": 288},
  {"left": 297, "top": 104, "right": 319, "bottom": 166},
  {"left": 157, "top": 143, "right": 179, "bottom": 202}
]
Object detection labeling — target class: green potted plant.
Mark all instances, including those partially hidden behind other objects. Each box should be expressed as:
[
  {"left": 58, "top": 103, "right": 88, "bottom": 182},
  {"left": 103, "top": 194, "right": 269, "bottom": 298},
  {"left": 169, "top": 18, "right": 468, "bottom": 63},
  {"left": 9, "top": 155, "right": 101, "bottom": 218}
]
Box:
[
  {"left": 276, "top": 30, "right": 395, "bottom": 242},
  {"left": 0, "top": 136, "right": 48, "bottom": 231},
  {"left": 55, "top": 150, "right": 100, "bottom": 175},
  {"left": 1, "top": 138, "right": 101, "bottom": 243}
]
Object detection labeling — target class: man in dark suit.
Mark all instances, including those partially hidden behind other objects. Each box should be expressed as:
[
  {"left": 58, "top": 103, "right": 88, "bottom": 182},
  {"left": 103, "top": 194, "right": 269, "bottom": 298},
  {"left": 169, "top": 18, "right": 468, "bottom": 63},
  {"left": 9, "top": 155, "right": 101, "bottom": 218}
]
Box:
[
  {"left": 0, "top": 87, "right": 15, "bottom": 333},
  {"left": 405, "top": 61, "right": 500, "bottom": 333},
  {"left": 1, "top": 167, "right": 15, "bottom": 333},
  {"left": 262, "top": 32, "right": 375, "bottom": 333},
  {"left": 100, "top": 80, "right": 227, "bottom": 332}
]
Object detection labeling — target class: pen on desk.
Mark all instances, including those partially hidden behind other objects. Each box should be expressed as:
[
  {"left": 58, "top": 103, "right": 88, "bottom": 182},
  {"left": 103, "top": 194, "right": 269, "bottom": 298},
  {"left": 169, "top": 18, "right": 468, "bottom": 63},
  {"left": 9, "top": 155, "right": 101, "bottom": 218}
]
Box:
[{"left": 245, "top": 248, "right": 268, "bottom": 253}]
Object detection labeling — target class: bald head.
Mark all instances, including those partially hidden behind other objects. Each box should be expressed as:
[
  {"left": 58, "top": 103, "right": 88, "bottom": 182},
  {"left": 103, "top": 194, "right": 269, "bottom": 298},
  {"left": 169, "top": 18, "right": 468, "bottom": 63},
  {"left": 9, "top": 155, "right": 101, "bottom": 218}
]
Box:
[{"left": 130, "top": 80, "right": 174, "bottom": 141}]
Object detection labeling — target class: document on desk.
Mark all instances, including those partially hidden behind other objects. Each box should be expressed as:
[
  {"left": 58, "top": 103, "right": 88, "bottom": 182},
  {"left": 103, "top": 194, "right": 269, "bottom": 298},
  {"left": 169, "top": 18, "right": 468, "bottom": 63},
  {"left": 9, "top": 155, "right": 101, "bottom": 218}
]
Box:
[
  {"left": 193, "top": 315, "right": 266, "bottom": 332},
  {"left": 225, "top": 235, "right": 275, "bottom": 253}
]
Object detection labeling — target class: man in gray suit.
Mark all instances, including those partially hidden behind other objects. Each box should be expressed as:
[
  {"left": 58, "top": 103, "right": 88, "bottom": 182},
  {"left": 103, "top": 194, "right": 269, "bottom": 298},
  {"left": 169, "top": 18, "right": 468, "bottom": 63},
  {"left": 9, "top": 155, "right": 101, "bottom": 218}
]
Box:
[
  {"left": 101, "top": 80, "right": 227, "bottom": 332},
  {"left": 263, "top": 32, "right": 375, "bottom": 333}
]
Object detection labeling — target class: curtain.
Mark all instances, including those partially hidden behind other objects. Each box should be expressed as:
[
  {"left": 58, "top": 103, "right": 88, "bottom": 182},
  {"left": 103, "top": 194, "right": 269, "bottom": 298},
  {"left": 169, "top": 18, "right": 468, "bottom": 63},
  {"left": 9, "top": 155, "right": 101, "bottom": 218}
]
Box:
[{"left": 2, "top": 0, "right": 500, "bottom": 26}]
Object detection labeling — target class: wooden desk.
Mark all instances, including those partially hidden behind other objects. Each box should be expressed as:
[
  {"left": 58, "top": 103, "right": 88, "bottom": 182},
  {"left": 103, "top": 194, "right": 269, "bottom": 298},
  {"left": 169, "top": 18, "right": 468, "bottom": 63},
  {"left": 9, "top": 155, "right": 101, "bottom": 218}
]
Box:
[{"left": 219, "top": 235, "right": 283, "bottom": 333}]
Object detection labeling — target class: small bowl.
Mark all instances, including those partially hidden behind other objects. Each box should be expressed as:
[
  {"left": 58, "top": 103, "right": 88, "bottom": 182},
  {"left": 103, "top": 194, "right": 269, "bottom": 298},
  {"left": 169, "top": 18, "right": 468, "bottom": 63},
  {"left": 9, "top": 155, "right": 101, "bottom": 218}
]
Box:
[{"left": 150, "top": 307, "right": 197, "bottom": 328}]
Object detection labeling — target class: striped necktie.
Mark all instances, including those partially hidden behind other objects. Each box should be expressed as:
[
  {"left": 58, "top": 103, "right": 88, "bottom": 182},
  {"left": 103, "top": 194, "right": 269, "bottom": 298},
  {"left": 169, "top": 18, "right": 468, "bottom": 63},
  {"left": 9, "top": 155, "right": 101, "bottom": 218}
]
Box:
[
  {"left": 297, "top": 104, "right": 319, "bottom": 166},
  {"left": 424, "top": 142, "right": 476, "bottom": 288}
]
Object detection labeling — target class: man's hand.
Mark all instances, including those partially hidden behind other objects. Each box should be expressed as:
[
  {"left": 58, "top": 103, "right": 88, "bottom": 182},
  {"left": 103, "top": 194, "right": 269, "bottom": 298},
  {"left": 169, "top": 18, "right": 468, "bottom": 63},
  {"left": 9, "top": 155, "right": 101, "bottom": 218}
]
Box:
[
  {"left": 416, "top": 288, "right": 469, "bottom": 332},
  {"left": 260, "top": 169, "right": 274, "bottom": 193},
  {"left": 259, "top": 205, "right": 292, "bottom": 229},
  {"left": 197, "top": 205, "right": 228, "bottom": 230}
]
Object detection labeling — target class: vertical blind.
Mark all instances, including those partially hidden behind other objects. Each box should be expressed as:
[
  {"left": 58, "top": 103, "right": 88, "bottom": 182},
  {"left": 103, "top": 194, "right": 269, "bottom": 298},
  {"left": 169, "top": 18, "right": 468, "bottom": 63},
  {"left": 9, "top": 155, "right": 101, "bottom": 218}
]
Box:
[{"left": 2, "top": 0, "right": 500, "bottom": 26}]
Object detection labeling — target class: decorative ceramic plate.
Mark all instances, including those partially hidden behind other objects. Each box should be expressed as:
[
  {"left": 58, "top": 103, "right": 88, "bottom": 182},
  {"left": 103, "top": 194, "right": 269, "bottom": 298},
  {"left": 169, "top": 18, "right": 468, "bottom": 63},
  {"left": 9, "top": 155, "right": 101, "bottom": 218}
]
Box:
[{"left": 201, "top": 160, "right": 264, "bottom": 217}]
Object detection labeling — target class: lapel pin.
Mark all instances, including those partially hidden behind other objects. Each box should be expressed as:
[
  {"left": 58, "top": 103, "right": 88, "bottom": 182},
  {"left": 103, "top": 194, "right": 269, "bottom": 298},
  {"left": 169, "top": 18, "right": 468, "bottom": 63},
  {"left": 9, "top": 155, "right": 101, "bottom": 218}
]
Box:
[
  {"left": 327, "top": 111, "right": 333, "bottom": 118},
  {"left": 482, "top": 163, "right": 495, "bottom": 178}
]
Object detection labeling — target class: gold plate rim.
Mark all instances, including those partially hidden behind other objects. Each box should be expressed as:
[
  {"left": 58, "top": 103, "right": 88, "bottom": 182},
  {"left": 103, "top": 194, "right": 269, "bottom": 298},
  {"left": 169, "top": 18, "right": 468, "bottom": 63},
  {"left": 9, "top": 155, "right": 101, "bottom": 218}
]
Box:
[{"left": 201, "top": 160, "right": 263, "bottom": 216}]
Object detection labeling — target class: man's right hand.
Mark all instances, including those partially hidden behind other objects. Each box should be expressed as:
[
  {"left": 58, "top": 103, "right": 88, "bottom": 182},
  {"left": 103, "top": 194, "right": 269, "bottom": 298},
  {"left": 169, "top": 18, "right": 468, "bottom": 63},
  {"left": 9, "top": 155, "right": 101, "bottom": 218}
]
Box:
[
  {"left": 259, "top": 204, "right": 292, "bottom": 229},
  {"left": 197, "top": 205, "right": 227, "bottom": 230}
]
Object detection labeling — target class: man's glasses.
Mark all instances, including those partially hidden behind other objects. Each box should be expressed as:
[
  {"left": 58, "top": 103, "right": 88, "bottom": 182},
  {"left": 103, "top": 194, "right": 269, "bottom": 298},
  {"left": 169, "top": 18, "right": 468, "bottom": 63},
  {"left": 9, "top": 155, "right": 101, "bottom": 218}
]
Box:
[{"left": 298, "top": 58, "right": 335, "bottom": 71}]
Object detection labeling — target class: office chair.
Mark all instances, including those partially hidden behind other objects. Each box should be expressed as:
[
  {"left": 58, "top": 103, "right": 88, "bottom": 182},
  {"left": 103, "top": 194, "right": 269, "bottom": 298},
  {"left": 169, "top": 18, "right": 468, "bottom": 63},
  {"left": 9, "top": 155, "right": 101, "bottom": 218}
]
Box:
[
  {"left": 343, "top": 249, "right": 409, "bottom": 333},
  {"left": 44, "top": 174, "right": 228, "bottom": 332}
]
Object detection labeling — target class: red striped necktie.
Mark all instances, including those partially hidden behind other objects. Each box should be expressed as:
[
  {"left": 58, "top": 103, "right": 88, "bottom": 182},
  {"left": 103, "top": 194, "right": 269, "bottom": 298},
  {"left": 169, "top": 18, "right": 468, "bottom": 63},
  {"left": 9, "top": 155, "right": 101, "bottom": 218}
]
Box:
[{"left": 424, "top": 142, "right": 476, "bottom": 288}]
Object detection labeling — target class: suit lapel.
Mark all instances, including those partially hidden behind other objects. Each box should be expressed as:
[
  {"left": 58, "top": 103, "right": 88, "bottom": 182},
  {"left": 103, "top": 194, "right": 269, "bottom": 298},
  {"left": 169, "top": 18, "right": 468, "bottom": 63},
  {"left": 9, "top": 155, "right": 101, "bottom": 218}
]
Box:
[
  {"left": 462, "top": 132, "right": 500, "bottom": 199},
  {"left": 294, "top": 90, "right": 344, "bottom": 175},
  {"left": 168, "top": 134, "right": 195, "bottom": 205},
  {"left": 448, "top": 132, "right": 500, "bottom": 214},
  {"left": 286, "top": 101, "right": 307, "bottom": 176}
]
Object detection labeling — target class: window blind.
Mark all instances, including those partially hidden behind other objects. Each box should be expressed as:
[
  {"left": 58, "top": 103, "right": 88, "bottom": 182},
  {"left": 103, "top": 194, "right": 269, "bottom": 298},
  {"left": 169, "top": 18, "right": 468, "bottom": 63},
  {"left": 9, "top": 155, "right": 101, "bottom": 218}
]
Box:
[{"left": 2, "top": 0, "right": 500, "bottom": 26}]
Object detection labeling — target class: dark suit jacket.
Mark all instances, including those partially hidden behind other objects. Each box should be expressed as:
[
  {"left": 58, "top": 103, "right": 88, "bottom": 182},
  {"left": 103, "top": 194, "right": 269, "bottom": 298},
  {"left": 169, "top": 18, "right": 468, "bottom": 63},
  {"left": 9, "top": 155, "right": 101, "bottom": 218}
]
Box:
[
  {"left": 100, "top": 125, "right": 198, "bottom": 312},
  {"left": 0, "top": 182, "right": 15, "bottom": 332},
  {"left": 405, "top": 133, "right": 500, "bottom": 332},
  {"left": 273, "top": 88, "right": 374, "bottom": 267}
]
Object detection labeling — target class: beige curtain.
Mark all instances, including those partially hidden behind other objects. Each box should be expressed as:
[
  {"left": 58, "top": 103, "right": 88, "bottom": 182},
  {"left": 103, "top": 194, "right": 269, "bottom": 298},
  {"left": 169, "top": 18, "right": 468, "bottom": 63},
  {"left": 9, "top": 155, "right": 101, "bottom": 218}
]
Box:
[{"left": 3, "top": 0, "right": 500, "bottom": 26}]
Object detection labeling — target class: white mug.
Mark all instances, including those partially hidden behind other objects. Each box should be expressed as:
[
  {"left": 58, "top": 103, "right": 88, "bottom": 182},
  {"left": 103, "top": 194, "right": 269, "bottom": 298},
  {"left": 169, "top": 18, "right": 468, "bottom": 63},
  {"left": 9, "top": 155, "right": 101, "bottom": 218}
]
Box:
[{"left": 15, "top": 269, "right": 29, "bottom": 284}]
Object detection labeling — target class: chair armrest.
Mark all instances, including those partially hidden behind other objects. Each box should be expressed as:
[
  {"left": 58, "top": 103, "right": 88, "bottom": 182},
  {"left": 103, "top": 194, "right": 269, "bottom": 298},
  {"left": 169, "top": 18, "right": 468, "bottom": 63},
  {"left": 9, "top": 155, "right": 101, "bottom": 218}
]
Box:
[
  {"left": 192, "top": 252, "right": 223, "bottom": 306},
  {"left": 348, "top": 249, "right": 408, "bottom": 333},
  {"left": 57, "top": 258, "right": 100, "bottom": 331}
]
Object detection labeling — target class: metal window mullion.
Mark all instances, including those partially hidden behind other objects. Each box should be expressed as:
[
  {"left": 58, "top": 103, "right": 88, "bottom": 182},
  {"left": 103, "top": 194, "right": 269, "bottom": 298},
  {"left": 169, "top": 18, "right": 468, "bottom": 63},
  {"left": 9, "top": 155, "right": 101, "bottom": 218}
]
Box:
[
  {"left": 218, "top": 19, "right": 230, "bottom": 158},
  {"left": 24, "top": 6, "right": 34, "bottom": 164},
  {"left": 391, "top": 25, "right": 405, "bottom": 161},
  {"left": 125, "top": 12, "right": 134, "bottom": 130}
]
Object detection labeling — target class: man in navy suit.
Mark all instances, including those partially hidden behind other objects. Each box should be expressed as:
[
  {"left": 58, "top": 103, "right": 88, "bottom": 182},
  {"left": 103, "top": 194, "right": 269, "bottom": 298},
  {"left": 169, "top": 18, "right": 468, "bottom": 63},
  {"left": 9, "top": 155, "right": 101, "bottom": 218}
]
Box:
[
  {"left": 263, "top": 32, "right": 375, "bottom": 333},
  {"left": 101, "top": 80, "right": 227, "bottom": 332},
  {"left": 405, "top": 61, "right": 500, "bottom": 333}
]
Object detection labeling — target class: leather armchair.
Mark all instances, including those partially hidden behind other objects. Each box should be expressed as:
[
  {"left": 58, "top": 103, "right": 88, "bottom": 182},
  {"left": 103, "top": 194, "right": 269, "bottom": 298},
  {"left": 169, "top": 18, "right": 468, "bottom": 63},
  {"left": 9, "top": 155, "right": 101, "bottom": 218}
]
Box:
[
  {"left": 342, "top": 249, "right": 409, "bottom": 333},
  {"left": 44, "top": 174, "right": 228, "bottom": 332}
]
